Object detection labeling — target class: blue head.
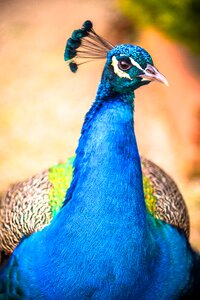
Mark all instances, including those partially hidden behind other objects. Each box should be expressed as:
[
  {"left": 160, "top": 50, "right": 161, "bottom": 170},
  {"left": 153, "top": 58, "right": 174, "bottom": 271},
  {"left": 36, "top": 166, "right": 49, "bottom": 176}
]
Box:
[
  {"left": 104, "top": 44, "right": 168, "bottom": 92},
  {"left": 64, "top": 20, "right": 168, "bottom": 93}
]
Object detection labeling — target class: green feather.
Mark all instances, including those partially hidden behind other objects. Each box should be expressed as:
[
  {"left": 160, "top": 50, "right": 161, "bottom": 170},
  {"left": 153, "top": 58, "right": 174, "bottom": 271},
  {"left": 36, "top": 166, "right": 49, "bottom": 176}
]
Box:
[
  {"left": 48, "top": 157, "right": 74, "bottom": 217},
  {"left": 143, "top": 175, "right": 157, "bottom": 217}
]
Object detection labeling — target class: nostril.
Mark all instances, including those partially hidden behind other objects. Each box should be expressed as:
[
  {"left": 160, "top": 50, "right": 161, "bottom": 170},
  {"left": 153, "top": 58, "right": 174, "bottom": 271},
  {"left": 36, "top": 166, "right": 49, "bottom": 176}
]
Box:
[{"left": 146, "top": 68, "right": 155, "bottom": 75}]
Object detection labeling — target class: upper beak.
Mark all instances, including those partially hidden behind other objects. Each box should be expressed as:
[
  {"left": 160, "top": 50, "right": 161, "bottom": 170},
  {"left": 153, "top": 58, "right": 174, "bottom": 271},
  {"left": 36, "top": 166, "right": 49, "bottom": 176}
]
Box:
[{"left": 138, "top": 64, "right": 168, "bottom": 86}]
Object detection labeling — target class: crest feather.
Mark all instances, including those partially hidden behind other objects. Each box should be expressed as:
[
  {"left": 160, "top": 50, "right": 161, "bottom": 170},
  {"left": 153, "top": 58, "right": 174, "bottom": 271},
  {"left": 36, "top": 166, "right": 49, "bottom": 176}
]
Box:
[{"left": 64, "top": 20, "right": 113, "bottom": 73}]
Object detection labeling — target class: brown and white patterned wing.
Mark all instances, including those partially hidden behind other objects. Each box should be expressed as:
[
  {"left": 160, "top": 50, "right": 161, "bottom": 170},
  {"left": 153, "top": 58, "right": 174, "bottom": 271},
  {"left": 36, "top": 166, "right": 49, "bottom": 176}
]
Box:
[
  {"left": 141, "top": 156, "right": 190, "bottom": 239},
  {"left": 0, "top": 170, "right": 52, "bottom": 256}
]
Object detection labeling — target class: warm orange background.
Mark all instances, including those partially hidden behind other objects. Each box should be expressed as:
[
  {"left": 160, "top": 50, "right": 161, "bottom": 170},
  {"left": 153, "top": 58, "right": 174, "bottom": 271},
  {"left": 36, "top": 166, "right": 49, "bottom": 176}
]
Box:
[{"left": 0, "top": 0, "right": 199, "bottom": 248}]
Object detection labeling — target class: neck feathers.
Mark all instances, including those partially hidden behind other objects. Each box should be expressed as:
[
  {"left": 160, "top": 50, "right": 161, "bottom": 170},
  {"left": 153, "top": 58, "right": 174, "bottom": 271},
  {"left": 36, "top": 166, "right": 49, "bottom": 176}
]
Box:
[{"left": 64, "top": 92, "right": 146, "bottom": 228}]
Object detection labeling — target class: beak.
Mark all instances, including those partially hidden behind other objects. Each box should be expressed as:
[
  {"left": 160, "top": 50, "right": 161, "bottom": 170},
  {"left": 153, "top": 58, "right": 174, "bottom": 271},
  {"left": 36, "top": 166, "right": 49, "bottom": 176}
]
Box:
[{"left": 138, "top": 64, "right": 168, "bottom": 86}]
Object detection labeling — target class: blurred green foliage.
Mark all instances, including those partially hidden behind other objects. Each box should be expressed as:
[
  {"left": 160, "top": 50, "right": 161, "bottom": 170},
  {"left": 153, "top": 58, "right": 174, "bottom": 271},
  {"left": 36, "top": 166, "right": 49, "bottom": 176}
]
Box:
[{"left": 118, "top": 0, "right": 200, "bottom": 53}]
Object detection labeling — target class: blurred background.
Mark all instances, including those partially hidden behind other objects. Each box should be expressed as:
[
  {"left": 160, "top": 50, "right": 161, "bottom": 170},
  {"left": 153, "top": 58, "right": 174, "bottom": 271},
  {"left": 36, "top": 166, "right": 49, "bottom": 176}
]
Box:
[{"left": 0, "top": 0, "right": 199, "bottom": 248}]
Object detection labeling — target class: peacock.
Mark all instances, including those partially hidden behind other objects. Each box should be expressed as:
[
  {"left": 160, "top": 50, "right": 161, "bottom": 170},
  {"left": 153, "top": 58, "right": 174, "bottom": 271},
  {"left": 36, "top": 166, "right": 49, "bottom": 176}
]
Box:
[{"left": 0, "top": 20, "right": 199, "bottom": 299}]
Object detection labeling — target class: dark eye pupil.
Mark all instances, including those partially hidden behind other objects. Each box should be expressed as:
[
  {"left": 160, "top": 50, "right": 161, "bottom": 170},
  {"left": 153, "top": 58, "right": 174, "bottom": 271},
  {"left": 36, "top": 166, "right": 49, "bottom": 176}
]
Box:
[{"left": 118, "top": 59, "right": 131, "bottom": 71}]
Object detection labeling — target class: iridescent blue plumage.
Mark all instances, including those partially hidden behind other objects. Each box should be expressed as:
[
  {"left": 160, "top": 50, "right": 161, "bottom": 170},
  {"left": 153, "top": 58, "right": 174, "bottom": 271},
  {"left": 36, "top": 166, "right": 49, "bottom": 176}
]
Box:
[{"left": 0, "top": 21, "right": 199, "bottom": 299}]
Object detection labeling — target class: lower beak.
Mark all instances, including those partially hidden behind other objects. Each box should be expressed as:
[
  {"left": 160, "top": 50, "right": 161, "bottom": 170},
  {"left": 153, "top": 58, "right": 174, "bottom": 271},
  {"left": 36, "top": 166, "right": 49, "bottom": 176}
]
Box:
[{"left": 138, "top": 64, "right": 168, "bottom": 86}]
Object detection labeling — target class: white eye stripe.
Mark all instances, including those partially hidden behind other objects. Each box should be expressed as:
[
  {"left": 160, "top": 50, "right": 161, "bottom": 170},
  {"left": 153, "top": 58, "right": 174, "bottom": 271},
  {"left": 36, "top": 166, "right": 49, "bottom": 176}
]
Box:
[
  {"left": 111, "top": 56, "right": 132, "bottom": 80},
  {"left": 129, "top": 57, "right": 144, "bottom": 71}
]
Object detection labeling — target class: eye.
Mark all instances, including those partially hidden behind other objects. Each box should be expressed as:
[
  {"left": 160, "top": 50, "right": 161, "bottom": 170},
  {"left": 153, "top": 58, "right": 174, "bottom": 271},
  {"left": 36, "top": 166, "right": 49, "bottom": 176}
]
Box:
[{"left": 118, "top": 58, "right": 132, "bottom": 71}]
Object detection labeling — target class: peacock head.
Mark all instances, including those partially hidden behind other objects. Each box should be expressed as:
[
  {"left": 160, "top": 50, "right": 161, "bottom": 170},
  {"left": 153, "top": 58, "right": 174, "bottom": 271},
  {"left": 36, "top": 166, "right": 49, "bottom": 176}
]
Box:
[{"left": 64, "top": 20, "right": 168, "bottom": 93}]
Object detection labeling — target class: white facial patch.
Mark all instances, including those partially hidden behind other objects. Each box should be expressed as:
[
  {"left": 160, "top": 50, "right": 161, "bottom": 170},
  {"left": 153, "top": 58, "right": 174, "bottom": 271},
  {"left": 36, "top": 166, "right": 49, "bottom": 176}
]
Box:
[
  {"left": 111, "top": 56, "right": 132, "bottom": 80},
  {"left": 129, "top": 57, "right": 144, "bottom": 72}
]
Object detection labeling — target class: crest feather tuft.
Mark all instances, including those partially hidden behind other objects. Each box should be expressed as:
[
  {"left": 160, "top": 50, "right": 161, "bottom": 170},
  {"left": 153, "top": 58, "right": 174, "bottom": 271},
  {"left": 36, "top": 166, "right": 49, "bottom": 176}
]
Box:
[{"left": 64, "top": 20, "right": 113, "bottom": 73}]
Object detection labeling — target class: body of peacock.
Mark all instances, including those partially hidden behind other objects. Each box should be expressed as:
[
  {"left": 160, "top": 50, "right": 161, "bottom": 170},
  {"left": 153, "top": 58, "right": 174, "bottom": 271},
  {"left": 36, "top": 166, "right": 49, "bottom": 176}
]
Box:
[
  {"left": 0, "top": 21, "right": 199, "bottom": 299},
  {"left": 0, "top": 157, "right": 190, "bottom": 260}
]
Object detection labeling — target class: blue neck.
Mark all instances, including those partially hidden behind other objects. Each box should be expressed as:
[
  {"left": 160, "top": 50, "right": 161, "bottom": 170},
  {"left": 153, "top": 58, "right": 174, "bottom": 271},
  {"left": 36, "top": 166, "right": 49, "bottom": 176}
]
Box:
[{"left": 64, "top": 81, "right": 146, "bottom": 231}]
